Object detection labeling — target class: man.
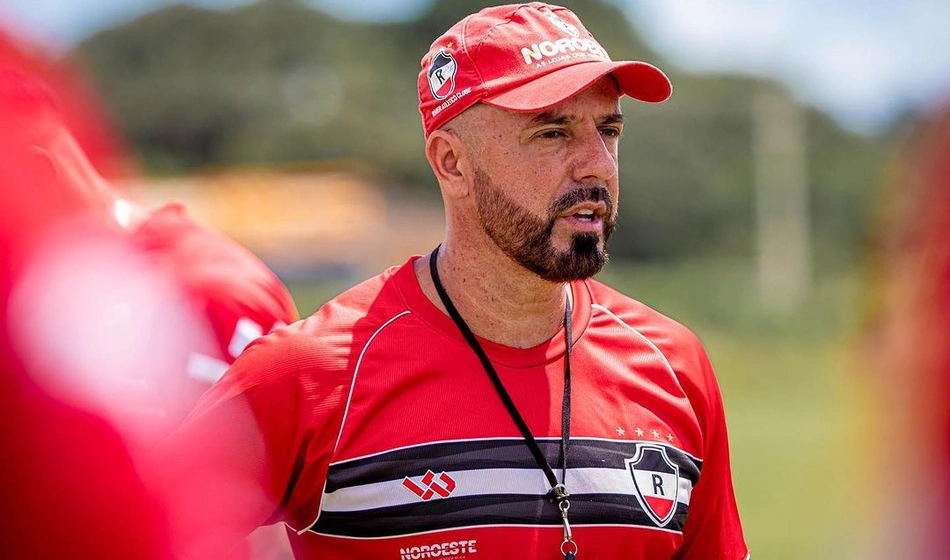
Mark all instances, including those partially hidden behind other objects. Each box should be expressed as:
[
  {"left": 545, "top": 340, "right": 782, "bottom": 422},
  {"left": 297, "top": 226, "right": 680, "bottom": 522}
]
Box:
[{"left": 157, "top": 3, "right": 748, "bottom": 559}]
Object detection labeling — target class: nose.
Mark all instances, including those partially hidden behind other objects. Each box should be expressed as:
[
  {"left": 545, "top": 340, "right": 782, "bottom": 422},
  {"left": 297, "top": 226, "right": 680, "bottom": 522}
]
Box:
[{"left": 570, "top": 125, "right": 618, "bottom": 185}]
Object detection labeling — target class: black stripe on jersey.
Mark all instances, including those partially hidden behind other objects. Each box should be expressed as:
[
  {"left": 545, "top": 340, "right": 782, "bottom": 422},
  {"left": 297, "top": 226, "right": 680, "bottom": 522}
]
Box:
[
  {"left": 310, "top": 438, "right": 700, "bottom": 538},
  {"left": 312, "top": 493, "right": 689, "bottom": 538},
  {"left": 324, "top": 438, "right": 701, "bottom": 494}
]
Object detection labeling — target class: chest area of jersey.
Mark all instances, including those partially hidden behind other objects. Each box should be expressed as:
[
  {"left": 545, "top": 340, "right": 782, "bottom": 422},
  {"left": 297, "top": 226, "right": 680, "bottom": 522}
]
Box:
[{"left": 311, "top": 336, "right": 704, "bottom": 545}]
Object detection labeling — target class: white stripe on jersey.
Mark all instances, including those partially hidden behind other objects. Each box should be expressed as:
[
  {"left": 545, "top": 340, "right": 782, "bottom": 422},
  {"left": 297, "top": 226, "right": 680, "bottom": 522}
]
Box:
[{"left": 320, "top": 466, "right": 692, "bottom": 513}]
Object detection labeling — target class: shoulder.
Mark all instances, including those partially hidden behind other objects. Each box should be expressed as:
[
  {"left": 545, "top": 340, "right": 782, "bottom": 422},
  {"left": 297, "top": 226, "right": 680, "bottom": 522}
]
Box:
[
  {"left": 582, "top": 279, "right": 722, "bottom": 417},
  {"left": 309, "top": 260, "right": 416, "bottom": 343},
  {"left": 583, "top": 278, "right": 707, "bottom": 362},
  {"left": 211, "top": 261, "right": 413, "bottom": 397},
  {"left": 134, "top": 204, "right": 268, "bottom": 280},
  {"left": 134, "top": 204, "right": 298, "bottom": 324}
]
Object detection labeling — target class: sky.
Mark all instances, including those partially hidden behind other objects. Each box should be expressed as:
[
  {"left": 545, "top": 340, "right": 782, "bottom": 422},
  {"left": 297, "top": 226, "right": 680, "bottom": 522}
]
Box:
[{"left": 1, "top": 0, "right": 948, "bottom": 134}]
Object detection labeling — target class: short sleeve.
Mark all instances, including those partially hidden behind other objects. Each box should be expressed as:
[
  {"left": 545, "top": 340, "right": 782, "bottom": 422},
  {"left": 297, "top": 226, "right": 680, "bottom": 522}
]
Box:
[
  {"left": 673, "top": 346, "right": 749, "bottom": 559},
  {"left": 150, "top": 322, "right": 348, "bottom": 559}
]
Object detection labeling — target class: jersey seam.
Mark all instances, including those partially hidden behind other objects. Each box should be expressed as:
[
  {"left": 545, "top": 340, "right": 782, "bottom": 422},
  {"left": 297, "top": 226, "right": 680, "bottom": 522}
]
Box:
[
  {"left": 325, "top": 435, "right": 703, "bottom": 467},
  {"left": 590, "top": 303, "right": 684, "bottom": 394},
  {"left": 307, "top": 521, "right": 685, "bottom": 540},
  {"left": 299, "top": 309, "right": 413, "bottom": 534}
]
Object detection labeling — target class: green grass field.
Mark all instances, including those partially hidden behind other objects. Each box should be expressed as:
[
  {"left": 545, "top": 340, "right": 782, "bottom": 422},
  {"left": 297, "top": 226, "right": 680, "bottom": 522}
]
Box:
[{"left": 288, "top": 257, "right": 874, "bottom": 559}]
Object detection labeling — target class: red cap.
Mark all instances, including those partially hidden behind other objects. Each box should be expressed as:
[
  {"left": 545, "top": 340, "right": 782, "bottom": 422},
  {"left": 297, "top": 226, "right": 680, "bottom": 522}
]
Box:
[{"left": 418, "top": 2, "right": 672, "bottom": 138}]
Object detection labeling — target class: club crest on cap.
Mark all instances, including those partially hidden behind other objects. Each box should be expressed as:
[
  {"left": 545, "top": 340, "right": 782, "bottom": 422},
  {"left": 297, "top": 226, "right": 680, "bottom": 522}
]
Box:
[
  {"left": 427, "top": 49, "right": 457, "bottom": 101},
  {"left": 544, "top": 10, "right": 579, "bottom": 38}
]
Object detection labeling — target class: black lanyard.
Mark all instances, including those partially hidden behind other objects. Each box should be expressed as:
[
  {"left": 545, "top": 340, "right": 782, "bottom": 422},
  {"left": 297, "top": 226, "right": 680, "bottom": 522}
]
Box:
[{"left": 428, "top": 246, "right": 578, "bottom": 558}]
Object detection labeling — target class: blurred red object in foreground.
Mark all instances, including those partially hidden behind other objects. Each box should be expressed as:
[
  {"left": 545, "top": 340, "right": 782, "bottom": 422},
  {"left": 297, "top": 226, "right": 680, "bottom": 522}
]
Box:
[
  {"left": 866, "top": 104, "right": 950, "bottom": 559},
  {"left": 0, "top": 32, "right": 175, "bottom": 559},
  {"left": 0, "top": 28, "right": 129, "bottom": 179},
  {"left": 0, "top": 29, "right": 297, "bottom": 559}
]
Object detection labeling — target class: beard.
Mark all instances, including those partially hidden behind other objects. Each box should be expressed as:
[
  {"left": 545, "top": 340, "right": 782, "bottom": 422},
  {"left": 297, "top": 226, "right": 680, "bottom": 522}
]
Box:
[{"left": 473, "top": 167, "right": 616, "bottom": 282}]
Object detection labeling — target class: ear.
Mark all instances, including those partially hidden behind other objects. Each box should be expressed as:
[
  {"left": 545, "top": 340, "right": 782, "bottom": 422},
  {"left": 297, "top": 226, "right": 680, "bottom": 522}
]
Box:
[{"left": 425, "top": 129, "right": 470, "bottom": 199}]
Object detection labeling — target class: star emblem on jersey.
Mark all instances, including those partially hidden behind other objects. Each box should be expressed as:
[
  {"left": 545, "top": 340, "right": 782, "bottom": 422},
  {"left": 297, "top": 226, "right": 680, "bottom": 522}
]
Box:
[
  {"left": 616, "top": 427, "right": 626, "bottom": 436},
  {"left": 402, "top": 470, "right": 457, "bottom": 501},
  {"left": 427, "top": 49, "right": 457, "bottom": 100},
  {"left": 625, "top": 444, "right": 681, "bottom": 527}
]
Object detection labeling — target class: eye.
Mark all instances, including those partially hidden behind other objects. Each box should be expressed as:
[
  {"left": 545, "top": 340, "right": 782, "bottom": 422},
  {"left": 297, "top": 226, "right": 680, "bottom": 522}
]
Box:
[
  {"left": 536, "top": 128, "right": 568, "bottom": 140},
  {"left": 599, "top": 126, "right": 622, "bottom": 139}
]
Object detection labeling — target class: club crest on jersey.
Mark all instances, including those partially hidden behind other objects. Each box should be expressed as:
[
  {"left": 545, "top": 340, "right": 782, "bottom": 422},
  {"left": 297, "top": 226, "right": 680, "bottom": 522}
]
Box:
[
  {"left": 625, "top": 444, "right": 680, "bottom": 527},
  {"left": 427, "top": 49, "right": 457, "bottom": 101}
]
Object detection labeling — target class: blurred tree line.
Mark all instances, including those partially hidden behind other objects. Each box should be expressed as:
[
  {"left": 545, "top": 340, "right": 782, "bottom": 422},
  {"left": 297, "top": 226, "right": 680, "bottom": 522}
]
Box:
[{"left": 74, "top": 0, "right": 889, "bottom": 265}]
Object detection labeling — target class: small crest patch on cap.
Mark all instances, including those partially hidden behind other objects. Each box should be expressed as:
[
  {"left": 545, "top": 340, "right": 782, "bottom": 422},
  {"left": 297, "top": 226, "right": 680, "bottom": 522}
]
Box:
[{"left": 427, "top": 49, "right": 457, "bottom": 101}]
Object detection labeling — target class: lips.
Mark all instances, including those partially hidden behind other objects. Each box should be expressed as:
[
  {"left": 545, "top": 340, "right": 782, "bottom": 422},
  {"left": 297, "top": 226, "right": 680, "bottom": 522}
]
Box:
[
  {"left": 557, "top": 203, "right": 607, "bottom": 235},
  {"left": 561, "top": 201, "right": 608, "bottom": 221},
  {"left": 551, "top": 187, "right": 613, "bottom": 234},
  {"left": 574, "top": 208, "right": 596, "bottom": 222}
]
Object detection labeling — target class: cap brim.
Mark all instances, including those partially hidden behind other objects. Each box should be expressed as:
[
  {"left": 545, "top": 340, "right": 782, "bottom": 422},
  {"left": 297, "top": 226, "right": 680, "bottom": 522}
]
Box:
[{"left": 482, "top": 60, "right": 671, "bottom": 113}]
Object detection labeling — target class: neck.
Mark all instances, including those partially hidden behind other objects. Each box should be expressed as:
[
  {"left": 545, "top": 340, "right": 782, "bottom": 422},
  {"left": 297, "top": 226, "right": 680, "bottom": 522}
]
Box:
[{"left": 415, "top": 239, "right": 570, "bottom": 349}]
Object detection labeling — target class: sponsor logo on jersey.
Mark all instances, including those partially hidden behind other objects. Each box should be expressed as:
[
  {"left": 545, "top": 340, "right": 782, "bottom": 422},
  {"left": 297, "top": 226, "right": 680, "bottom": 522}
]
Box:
[
  {"left": 402, "top": 470, "right": 457, "bottom": 501},
  {"left": 428, "top": 49, "right": 457, "bottom": 101},
  {"left": 399, "top": 539, "right": 477, "bottom": 559},
  {"left": 625, "top": 444, "right": 681, "bottom": 527}
]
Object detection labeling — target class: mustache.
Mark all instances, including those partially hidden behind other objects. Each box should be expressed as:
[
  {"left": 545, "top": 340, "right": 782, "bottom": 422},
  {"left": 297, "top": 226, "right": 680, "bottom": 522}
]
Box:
[{"left": 552, "top": 185, "right": 613, "bottom": 216}]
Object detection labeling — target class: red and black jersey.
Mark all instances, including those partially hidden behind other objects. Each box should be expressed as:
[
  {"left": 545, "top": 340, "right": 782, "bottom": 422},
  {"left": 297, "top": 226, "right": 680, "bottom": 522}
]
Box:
[{"left": 163, "top": 256, "right": 748, "bottom": 559}]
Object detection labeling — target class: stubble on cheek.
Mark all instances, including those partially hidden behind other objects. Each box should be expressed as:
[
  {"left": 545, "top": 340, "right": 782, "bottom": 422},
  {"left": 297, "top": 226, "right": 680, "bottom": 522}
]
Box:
[{"left": 472, "top": 167, "right": 614, "bottom": 282}]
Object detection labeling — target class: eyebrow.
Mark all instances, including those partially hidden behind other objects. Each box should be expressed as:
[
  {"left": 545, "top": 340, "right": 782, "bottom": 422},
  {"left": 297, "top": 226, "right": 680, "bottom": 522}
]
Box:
[
  {"left": 528, "top": 111, "right": 625, "bottom": 126},
  {"left": 529, "top": 111, "right": 571, "bottom": 127}
]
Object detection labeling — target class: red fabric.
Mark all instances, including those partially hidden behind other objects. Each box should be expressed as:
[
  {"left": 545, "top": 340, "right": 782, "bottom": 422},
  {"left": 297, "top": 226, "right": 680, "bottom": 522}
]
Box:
[
  {"left": 157, "top": 257, "right": 747, "bottom": 559},
  {"left": 0, "top": 368, "right": 174, "bottom": 560},
  {"left": 417, "top": 2, "right": 670, "bottom": 137},
  {"left": 3, "top": 203, "right": 299, "bottom": 450},
  {"left": 0, "top": 45, "right": 173, "bottom": 558},
  {"left": 0, "top": 32, "right": 296, "bottom": 559},
  {"left": 131, "top": 203, "right": 299, "bottom": 433},
  {"left": 875, "top": 107, "right": 950, "bottom": 557},
  {"left": 0, "top": 30, "right": 129, "bottom": 179}
]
